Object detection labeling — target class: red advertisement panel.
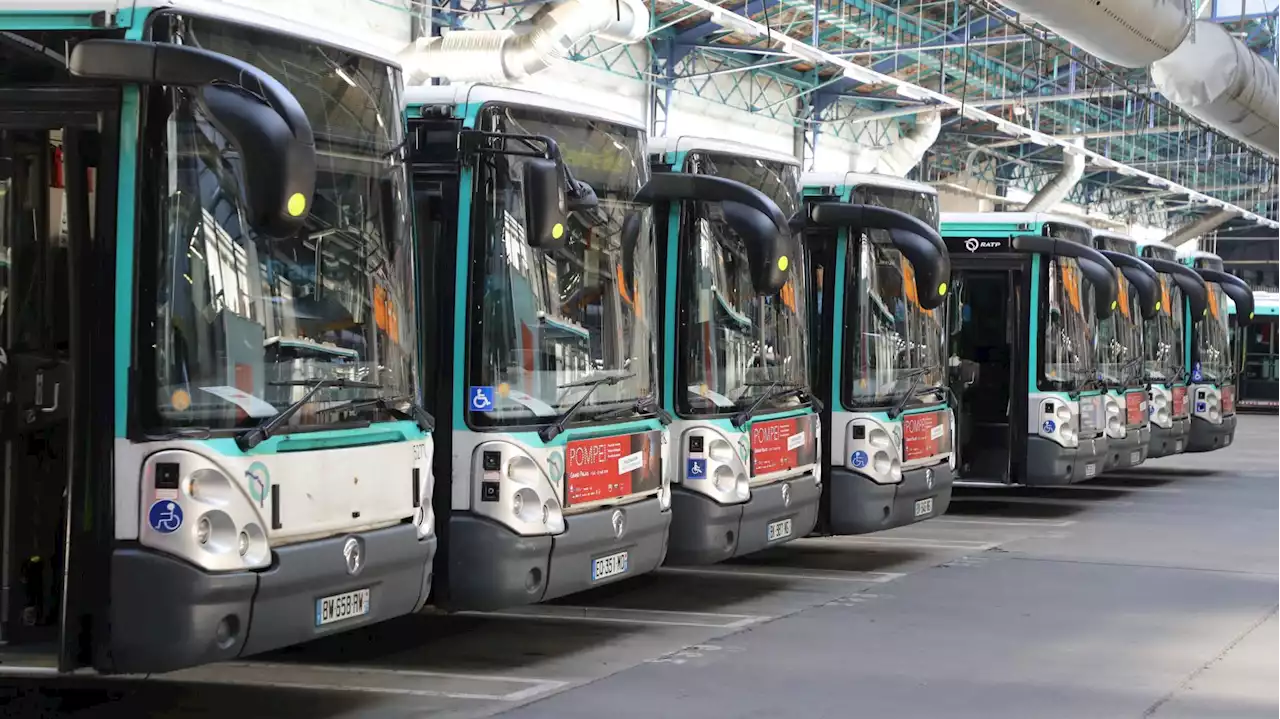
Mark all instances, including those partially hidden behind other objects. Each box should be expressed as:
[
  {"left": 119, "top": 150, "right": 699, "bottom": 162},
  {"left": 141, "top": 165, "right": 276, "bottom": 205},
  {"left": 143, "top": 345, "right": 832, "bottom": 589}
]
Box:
[
  {"left": 1222, "top": 385, "right": 1235, "bottom": 415},
  {"left": 750, "top": 415, "right": 818, "bottom": 476},
  {"left": 903, "top": 410, "right": 950, "bottom": 462},
  {"left": 565, "top": 431, "right": 662, "bottom": 506},
  {"left": 1125, "top": 392, "right": 1146, "bottom": 427},
  {"left": 1171, "top": 385, "right": 1189, "bottom": 417}
]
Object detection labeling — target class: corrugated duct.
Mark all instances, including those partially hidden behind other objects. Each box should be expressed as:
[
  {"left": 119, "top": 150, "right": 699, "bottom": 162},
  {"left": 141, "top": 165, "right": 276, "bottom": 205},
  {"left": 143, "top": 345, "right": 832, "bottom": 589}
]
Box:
[
  {"left": 398, "top": 0, "right": 650, "bottom": 85},
  {"left": 1151, "top": 21, "right": 1280, "bottom": 156},
  {"left": 993, "top": 0, "right": 1193, "bottom": 68}
]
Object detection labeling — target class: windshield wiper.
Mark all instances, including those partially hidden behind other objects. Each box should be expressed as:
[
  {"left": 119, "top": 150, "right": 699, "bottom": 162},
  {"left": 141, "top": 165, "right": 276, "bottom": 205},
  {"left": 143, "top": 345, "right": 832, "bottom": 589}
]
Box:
[
  {"left": 236, "top": 377, "right": 382, "bottom": 451},
  {"left": 540, "top": 372, "right": 638, "bottom": 442},
  {"left": 732, "top": 381, "right": 814, "bottom": 429},
  {"left": 314, "top": 393, "right": 435, "bottom": 433},
  {"left": 739, "top": 380, "right": 824, "bottom": 413},
  {"left": 886, "top": 365, "right": 942, "bottom": 420},
  {"left": 592, "top": 395, "right": 673, "bottom": 425}
]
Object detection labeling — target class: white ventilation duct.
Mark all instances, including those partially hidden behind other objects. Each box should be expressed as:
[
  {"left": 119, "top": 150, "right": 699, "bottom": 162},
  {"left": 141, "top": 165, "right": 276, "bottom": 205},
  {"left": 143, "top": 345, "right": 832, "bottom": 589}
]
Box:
[
  {"left": 873, "top": 110, "right": 941, "bottom": 177},
  {"left": 398, "top": 0, "right": 649, "bottom": 85},
  {"left": 1023, "top": 139, "right": 1086, "bottom": 211},
  {"left": 993, "top": 0, "right": 1192, "bottom": 68},
  {"left": 1163, "top": 208, "right": 1240, "bottom": 247},
  {"left": 1152, "top": 21, "right": 1280, "bottom": 156}
]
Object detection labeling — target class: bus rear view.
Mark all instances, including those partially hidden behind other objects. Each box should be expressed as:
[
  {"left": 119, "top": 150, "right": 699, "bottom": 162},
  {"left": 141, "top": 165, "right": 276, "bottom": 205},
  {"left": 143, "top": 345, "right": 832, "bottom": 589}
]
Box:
[{"left": 942, "top": 213, "right": 1118, "bottom": 486}]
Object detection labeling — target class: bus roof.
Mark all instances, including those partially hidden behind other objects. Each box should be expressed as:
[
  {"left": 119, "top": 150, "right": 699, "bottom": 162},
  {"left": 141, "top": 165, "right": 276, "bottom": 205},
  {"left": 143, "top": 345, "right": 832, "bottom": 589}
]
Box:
[
  {"left": 940, "top": 211, "right": 1090, "bottom": 231},
  {"left": 1235, "top": 290, "right": 1280, "bottom": 317},
  {"left": 647, "top": 136, "right": 799, "bottom": 167},
  {"left": 404, "top": 84, "right": 644, "bottom": 131},
  {"left": 0, "top": 0, "right": 408, "bottom": 66},
  {"left": 801, "top": 172, "right": 935, "bottom": 195}
]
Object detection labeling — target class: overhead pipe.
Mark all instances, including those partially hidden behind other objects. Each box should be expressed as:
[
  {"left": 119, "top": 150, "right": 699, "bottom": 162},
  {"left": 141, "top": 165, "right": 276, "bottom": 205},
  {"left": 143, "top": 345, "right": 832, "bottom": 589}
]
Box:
[
  {"left": 873, "top": 110, "right": 941, "bottom": 177},
  {"left": 1162, "top": 208, "right": 1240, "bottom": 247},
  {"left": 1023, "top": 139, "right": 1085, "bottom": 212},
  {"left": 992, "top": 0, "right": 1192, "bottom": 68},
  {"left": 398, "top": 0, "right": 649, "bottom": 85}
]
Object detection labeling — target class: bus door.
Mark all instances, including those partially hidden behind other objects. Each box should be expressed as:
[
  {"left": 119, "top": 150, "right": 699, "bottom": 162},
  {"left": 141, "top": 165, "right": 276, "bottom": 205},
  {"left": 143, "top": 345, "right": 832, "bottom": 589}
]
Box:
[
  {"left": 0, "top": 90, "right": 117, "bottom": 671},
  {"left": 948, "top": 257, "right": 1031, "bottom": 483}
]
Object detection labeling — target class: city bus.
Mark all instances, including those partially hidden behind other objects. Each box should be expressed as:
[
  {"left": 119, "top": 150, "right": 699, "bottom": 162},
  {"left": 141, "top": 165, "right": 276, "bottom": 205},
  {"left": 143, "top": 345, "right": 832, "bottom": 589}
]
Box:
[
  {"left": 647, "top": 137, "right": 820, "bottom": 563},
  {"left": 799, "top": 173, "right": 954, "bottom": 534},
  {"left": 0, "top": 3, "right": 435, "bottom": 674},
  {"left": 1090, "top": 230, "right": 1160, "bottom": 471},
  {"left": 1233, "top": 290, "right": 1279, "bottom": 410},
  {"left": 1179, "top": 250, "right": 1255, "bottom": 451},
  {"left": 1134, "top": 241, "right": 1209, "bottom": 457},
  {"left": 409, "top": 85, "right": 790, "bottom": 609},
  {"left": 940, "top": 213, "right": 1118, "bottom": 485}
]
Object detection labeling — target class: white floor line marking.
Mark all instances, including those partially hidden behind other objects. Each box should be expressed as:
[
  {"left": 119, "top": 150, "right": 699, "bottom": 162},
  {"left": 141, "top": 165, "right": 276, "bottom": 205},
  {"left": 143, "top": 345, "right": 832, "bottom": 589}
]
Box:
[
  {"left": 932, "top": 517, "right": 1078, "bottom": 528},
  {"left": 953, "top": 495, "right": 1135, "bottom": 507},
  {"left": 463, "top": 605, "right": 770, "bottom": 629},
  {"left": 160, "top": 662, "right": 570, "bottom": 701},
  {"left": 803, "top": 535, "right": 999, "bottom": 550},
  {"left": 658, "top": 565, "right": 905, "bottom": 583},
  {"left": 1075, "top": 484, "right": 1183, "bottom": 493}
]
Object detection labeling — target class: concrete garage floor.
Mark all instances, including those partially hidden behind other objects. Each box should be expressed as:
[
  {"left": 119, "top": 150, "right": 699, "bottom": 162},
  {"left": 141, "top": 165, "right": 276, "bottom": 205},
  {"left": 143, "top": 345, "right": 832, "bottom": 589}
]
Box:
[{"left": 2, "top": 416, "right": 1276, "bottom": 718}]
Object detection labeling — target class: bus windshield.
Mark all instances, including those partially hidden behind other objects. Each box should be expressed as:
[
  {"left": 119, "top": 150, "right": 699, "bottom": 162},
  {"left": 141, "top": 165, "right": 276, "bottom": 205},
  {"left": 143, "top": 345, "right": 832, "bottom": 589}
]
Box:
[
  {"left": 143, "top": 15, "right": 417, "bottom": 431},
  {"left": 1144, "top": 275, "right": 1185, "bottom": 382},
  {"left": 1042, "top": 256, "right": 1098, "bottom": 391},
  {"left": 843, "top": 186, "right": 944, "bottom": 408},
  {"left": 1098, "top": 275, "right": 1143, "bottom": 387},
  {"left": 1196, "top": 284, "right": 1233, "bottom": 383},
  {"left": 466, "top": 105, "right": 657, "bottom": 426},
  {"left": 678, "top": 153, "right": 810, "bottom": 415}
]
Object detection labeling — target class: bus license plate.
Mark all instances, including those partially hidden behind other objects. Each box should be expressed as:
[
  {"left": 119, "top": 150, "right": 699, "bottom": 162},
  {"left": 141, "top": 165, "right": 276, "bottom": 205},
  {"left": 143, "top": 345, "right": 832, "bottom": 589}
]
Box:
[
  {"left": 592, "top": 551, "right": 628, "bottom": 581},
  {"left": 914, "top": 497, "right": 934, "bottom": 518},
  {"left": 767, "top": 518, "right": 792, "bottom": 542},
  {"left": 315, "top": 588, "right": 370, "bottom": 627},
  {"left": 1130, "top": 450, "right": 1141, "bottom": 465},
  {"left": 1084, "top": 463, "right": 1097, "bottom": 478}
]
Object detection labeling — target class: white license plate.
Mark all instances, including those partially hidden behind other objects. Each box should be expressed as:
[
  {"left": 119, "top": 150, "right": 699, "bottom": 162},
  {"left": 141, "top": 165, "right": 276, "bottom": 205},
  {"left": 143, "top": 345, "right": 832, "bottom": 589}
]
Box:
[
  {"left": 1130, "top": 450, "right": 1141, "bottom": 464},
  {"left": 315, "top": 588, "right": 370, "bottom": 627},
  {"left": 766, "top": 518, "right": 793, "bottom": 542},
  {"left": 1084, "top": 463, "right": 1097, "bottom": 478},
  {"left": 913, "top": 497, "right": 934, "bottom": 518},
  {"left": 592, "top": 551, "right": 628, "bottom": 581}
]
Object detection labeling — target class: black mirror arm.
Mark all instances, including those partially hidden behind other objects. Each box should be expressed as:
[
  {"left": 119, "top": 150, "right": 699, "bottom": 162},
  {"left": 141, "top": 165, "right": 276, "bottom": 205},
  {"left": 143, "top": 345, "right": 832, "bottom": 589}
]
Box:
[{"left": 637, "top": 173, "right": 789, "bottom": 236}]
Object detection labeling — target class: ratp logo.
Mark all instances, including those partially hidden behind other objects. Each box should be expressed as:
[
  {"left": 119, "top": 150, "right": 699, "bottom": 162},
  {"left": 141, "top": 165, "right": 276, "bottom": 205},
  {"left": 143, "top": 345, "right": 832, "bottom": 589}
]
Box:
[{"left": 965, "top": 238, "right": 980, "bottom": 252}]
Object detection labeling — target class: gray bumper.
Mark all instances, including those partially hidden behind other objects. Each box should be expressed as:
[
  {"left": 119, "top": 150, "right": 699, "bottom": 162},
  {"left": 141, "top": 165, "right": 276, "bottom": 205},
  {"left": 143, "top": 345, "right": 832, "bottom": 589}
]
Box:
[
  {"left": 827, "top": 462, "right": 953, "bottom": 535},
  {"left": 1025, "top": 435, "right": 1106, "bottom": 485},
  {"left": 1186, "top": 414, "right": 1238, "bottom": 453},
  {"left": 443, "top": 498, "right": 670, "bottom": 612},
  {"left": 109, "top": 523, "right": 435, "bottom": 675},
  {"left": 1102, "top": 429, "right": 1149, "bottom": 471},
  {"left": 1147, "top": 418, "right": 1190, "bottom": 458},
  {"left": 666, "top": 474, "right": 821, "bottom": 565}
]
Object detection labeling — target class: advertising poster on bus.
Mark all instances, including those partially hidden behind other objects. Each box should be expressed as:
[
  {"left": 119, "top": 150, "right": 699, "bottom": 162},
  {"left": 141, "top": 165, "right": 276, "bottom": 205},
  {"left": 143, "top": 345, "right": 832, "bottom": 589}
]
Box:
[
  {"left": 565, "top": 430, "right": 663, "bottom": 506},
  {"left": 750, "top": 414, "right": 818, "bottom": 476},
  {"left": 903, "top": 409, "right": 951, "bottom": 463}
]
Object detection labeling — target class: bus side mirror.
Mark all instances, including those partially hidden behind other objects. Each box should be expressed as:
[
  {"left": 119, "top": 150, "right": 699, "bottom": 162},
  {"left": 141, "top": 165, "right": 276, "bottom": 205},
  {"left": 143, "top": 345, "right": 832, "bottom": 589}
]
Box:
[
  {"left": 1076, "top": 257, "right": 1117, "bottom": 320},
  {"left": 722, "top": 201, "right": 792, "bottom": 295},
  {"left": 1122, "top": 267, "right": 1160, "bottom": 321},
  {"left": 521, "top": 157, "right": 570, "bottom": 251},
  {"left": 68, "top": 39, "right": 316, "bottom": 238}
]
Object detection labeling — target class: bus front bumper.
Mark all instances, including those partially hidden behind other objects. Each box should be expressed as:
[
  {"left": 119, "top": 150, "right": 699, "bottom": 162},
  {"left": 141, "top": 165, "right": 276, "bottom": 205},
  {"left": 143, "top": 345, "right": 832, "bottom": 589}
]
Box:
[
  {"left": 665, "top": 474, "right": 821, "bottom": 565},
  {"left": 109, "top": 523, "right": 435, "bottom": 675},
  {"left": 1103, "top": 428, "right": 1149, "bottom": 471},
  {"left": 443, "top": 498, "right": 670, "bottom": 612},
  {"left": 1025, "top": 435, "right": 1106, "bottom": 485},
  {"left": 1186, "top": 414, "right": 1237, "bottom": 453},
  {"left": 1147, "top": 418, "right": 1191, "bottom": 458},
  {"left": 827, "top": 461, "right": 953, "bottom": 535}
]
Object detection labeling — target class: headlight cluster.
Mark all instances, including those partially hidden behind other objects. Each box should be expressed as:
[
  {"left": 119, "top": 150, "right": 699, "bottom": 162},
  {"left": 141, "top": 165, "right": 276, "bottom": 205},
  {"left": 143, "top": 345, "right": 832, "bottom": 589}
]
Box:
[
  {"left": 1104, "top": 395, "right": 1126, "bottom": 439},
  {"left": 474, "top": 443, "right": 566, "bottom": 536},
  {"left": 1148, "top": 386, "right": 1173, "bottom": 428},
  {"left": 1192, "top": 387, "right": 1223, "bottom": 425},
  {"left": 1037, "top": 398, "right": 1079, "bottom": 448},
  {"left": 847, "top": 418, "right": 903, "bottom": 485},
  {"left": 680, "top": 429, "right": 750, "bottom": 505}
]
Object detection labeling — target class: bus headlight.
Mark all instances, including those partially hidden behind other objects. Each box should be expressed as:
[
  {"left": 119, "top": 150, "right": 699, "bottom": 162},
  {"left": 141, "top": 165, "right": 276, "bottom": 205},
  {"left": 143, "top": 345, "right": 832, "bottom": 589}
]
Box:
[
  {"left": 847, "top": 418, "right": 903, "bottom": 484},
  {"left": 472, "top": 443, "right": 565, "bottom": 536},
  {"left": 1038, "top": 398, "right": 1078, "bottom": 448},
  {"left": 680, "top": 427, "right": 750, "bottom": 506}
]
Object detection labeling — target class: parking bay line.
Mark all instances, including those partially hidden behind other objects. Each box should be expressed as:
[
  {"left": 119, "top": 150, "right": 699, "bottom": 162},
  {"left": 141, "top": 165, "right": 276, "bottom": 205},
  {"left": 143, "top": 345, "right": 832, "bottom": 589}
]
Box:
[
  {"left": 464, "top": 605, "right": 770, "bottom": 629},
  {"left": 931, "top": 517, "right": 1078, "bottom": 528},
  {"left": 802, "top": 535, "right": 1000, "bottom": 551},
  {"left": 658, "top": 565, "right": 905, "bottom": 584},
  {"left": 159, "top": 662, "right": 571, "bottom": 701}
]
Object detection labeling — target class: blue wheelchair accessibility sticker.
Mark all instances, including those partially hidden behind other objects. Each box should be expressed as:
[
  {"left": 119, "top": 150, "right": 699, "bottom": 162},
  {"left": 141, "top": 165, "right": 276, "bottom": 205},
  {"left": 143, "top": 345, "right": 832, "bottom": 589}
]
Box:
[
  {"left": 851, "top": 450, "right": 868, "bottom": 468},
  {"left": 469, "top": 386, "right": 496, "bottom": 412},
  {"left": 686, "top": 458, "right": 707, "bottom": 480},
  {"left": 1196, "top": 401, "right": 1207, "bottom": 413},
  {"left": 148, "top": 500, "right": 184, "bottom": 534},
  {"left": 1042, "top": 419, "right": 1056, "bottom": 434}
]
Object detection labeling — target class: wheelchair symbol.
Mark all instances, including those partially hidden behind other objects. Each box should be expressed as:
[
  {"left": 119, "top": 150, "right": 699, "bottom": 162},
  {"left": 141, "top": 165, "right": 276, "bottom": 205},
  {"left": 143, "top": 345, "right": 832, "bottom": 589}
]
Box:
[
  {"left": 147, "top": 500, "right": 184, "bottom": 534},
  {"left": 470, "top": 386, "right": 496, "bottom": 412}
]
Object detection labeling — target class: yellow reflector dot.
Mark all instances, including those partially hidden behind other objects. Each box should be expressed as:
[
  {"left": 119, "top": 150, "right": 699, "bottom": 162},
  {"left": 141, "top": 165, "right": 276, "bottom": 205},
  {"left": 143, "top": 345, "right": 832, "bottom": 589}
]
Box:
[
  {"left": 777, "top": 255, "right": 789, "bottom": 271},
  {"left": 938, "top": 282, "right": 948, "bottom": 296},
  {"left": 287, "top": 193, "right": 307, "bottom": 217},
  {"left": 552, "top": 223, "right": 564, "bottom": 239},
  {"left": 1250, "top": 312, "right": 1255, "bottom": 319},
  {"left": 1204, "top": 308, "right": 1208, "bottom": 316},
  {"left": 1155, "top": 301, "right": 1162, "bottom": 311},
  {"left": 1111, "top": 300, "right": 1117, "bottom": 310}
]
